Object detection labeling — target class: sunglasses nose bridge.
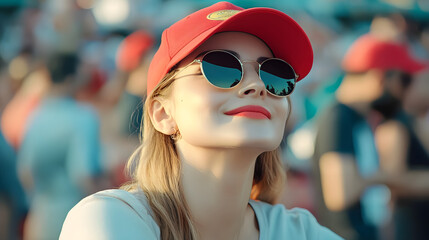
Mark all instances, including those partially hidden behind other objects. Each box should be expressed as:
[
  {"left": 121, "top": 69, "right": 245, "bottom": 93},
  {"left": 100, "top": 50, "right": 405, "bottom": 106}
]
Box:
[
  {"left": 238, "top": 61, "right": 267, "bottom": 98},
  {"left": 241, "top": 60, "right": 261, "bottom": 72},
  {"left": 241, "top": 60, "right": 265, "bottom": 86},
  {"left": 241, "top": 61, "right": 263, "bottom": 83}
]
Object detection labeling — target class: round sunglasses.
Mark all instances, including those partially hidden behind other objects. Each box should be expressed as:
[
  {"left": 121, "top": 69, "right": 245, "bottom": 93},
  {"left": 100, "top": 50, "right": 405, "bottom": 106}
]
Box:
[{"left": 170, "top": 50, "right": 298, "bottom": 97}]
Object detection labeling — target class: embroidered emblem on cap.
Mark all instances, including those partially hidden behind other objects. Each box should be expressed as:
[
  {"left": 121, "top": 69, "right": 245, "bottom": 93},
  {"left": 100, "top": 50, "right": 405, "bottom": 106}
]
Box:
[{"left": 207, "top": 10, "right": 240, "bottom": 20}]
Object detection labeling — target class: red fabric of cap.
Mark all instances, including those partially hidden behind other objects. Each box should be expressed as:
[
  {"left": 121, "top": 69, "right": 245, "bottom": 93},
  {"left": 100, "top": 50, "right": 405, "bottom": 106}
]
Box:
[
  {"left": 147, "top": 1, "right": 313, "bottom": 95},
  {"left": 117, "top": 30, "right": 154, "bottom": 72},
  {"left": 342, "top": 34, "right": 426, "bottom": 74}
]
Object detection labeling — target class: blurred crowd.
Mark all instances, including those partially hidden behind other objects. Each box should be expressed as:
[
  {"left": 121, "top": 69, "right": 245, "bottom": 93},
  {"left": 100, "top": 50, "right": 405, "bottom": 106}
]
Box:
[{"left": 0, "top": 0, "right": 428, "bottom": 240}]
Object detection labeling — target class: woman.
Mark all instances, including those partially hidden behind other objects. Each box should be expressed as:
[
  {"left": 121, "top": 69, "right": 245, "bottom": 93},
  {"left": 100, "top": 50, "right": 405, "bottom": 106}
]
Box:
[{"left": 60, "top": 2, "right": 342, "bottom": 239}]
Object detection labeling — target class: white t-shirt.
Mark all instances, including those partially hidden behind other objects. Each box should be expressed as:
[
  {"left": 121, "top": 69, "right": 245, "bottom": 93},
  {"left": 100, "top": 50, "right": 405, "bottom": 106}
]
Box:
[{"left": 60, "top": 189, "right": 343, "bottom": 240}]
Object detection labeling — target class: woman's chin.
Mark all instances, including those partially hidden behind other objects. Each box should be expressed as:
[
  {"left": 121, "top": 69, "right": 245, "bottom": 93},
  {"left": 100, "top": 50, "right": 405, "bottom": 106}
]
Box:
[{"left": 182, "top": 135, "right": 281, "bottom": 152}]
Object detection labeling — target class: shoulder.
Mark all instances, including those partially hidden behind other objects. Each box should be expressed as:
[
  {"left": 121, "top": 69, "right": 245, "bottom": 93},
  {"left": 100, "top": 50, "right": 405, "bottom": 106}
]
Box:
[
  {"left": 60, "top": 189, "right": 159, "bottom": 240},
  {"left": 376, "top": 120, "right": 408, "bottom": 138},
  {"left": 249, "top": 201, "right": 343, "bottom": 240}
]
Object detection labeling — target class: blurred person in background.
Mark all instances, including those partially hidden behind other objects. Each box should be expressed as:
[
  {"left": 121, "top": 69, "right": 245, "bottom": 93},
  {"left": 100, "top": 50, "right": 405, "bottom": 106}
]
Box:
[
  {"left": 312, "top": 33, "right": 426, "bottom": 240},
  {"left": 17, "top": 52, "right": 104, "bottom": 240},
  {"left": 82, "top": 30, "right": 156, "bottom": 188},
  {"left": 1, "top": 48, "right": 51, "bottom": 150},
  {"left": 114, "top": 30, "right": 154, "bottom": 137},
  {"left": 61, "top": 2, "right": 342, "bottom": 239},
  {"left": 0, "top": 130, "right": 27, "bottom": 240},
  {"left": 0, "top": 62, "right": 28, "bottom": 240},
  {"left": 102, "top": 30, "right": 154, "bottom": 186},
  {"left": 375, "top": 68, "right": 429, "bottom": 240}
]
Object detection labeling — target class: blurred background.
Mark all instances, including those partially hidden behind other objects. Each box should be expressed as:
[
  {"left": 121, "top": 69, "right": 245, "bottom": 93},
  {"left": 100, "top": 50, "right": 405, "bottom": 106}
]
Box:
[{"left": 0, "top": 0, "right": 428, "bottom": 240}]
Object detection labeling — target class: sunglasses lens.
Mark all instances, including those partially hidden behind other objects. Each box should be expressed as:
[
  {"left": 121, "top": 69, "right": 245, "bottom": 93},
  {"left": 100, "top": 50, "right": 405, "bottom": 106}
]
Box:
[
  {"left": 260, "top": 59, "right": 296, "bottom": 96},
  {"left": 201, "top": 51, "right": 242, "bottom": 88}
]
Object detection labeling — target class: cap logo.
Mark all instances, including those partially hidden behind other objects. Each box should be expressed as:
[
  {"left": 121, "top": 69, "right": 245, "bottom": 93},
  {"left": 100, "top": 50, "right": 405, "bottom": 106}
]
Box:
[{"left": 207, "top": 10, "right": 240, "bottom": 20}]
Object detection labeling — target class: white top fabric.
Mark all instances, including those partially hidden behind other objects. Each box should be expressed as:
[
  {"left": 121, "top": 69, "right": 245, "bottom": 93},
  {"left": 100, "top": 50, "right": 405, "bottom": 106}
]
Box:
[{"left": 60, "top": 189, "right": 343, "bottom": 240}]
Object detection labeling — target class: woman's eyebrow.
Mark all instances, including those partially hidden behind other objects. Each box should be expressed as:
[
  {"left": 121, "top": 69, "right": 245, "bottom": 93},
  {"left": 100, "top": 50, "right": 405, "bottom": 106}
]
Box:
[
  {"left": 198, "top": 49, "right": 241, "bottom": 58},
  {"left": 195, "top": 51, "right": 209, "bottom": 58},
  {"left": 222, "top": 49, "right": 240, "bottom": 58},
  {"left": 198, "top": 49, "right": 271, "bottom": 62},
  {"left": 222, "top": 50, "right": 271, "bottom": 63}
]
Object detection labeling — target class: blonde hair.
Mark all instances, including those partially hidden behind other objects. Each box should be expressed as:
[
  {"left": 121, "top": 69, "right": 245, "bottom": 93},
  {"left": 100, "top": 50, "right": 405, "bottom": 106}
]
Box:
[{"left": 122, "top": 70, "right": 288, "bottom": 240}]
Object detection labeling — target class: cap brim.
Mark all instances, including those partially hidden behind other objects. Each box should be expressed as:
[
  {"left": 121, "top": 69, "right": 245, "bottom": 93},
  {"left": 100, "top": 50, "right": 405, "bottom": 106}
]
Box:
[
  {"left": 168, "top": 8, "right": 313, "bottom": 82},
  {"left": 403, "top": 59, "right": 427, "bottom": 74}
]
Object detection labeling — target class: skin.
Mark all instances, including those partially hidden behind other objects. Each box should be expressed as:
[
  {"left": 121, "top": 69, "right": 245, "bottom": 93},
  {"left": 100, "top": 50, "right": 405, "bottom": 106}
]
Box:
[{"left": 149, "top": 32, "right": 290, "bottom": 240}]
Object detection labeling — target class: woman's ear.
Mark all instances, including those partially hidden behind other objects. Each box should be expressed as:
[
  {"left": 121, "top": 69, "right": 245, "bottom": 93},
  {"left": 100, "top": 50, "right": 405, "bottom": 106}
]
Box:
[{"left": 149, "top": 98, "right": 177, "bottom": 135}]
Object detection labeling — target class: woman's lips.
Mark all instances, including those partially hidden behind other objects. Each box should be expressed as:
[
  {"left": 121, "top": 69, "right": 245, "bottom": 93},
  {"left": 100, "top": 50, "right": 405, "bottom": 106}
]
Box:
[{"left": 224, "top": 105, "right": 271, "bottom": 119}]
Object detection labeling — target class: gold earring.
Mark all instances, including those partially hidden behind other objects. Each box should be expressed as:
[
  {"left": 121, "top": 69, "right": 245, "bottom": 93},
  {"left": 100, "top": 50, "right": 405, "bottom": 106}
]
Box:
[{"left": 170, "top": 127, "right": 181, "bottom": 141}]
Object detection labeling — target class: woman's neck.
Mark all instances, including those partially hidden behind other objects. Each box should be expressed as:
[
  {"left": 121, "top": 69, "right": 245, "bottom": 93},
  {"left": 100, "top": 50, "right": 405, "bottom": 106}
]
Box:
[{"left": 176, "top": 141, "right": 260, "bottom": 240}]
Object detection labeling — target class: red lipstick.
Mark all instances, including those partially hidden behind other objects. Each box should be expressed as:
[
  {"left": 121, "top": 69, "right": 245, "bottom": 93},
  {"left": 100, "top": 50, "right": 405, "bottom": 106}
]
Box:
[{"left": 224, "top": 105, "right": 271, "bottom": 119}]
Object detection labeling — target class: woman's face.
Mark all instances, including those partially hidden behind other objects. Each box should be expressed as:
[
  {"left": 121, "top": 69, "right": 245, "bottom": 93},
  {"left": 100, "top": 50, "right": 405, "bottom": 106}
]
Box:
[{"left": 168, "top": 32, "right": 290, "bottom": 151}]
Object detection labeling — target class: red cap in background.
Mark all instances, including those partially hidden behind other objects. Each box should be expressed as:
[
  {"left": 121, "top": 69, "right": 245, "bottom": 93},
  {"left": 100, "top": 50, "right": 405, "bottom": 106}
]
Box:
[
  {"left": 147, "top": 1, "right": 313, "bottom": 95},
  {"left": 342, "top": 34, "right": 426, "bottom": 74},
  {"left": 116, "top": 30, "right": 154, "bottom": 72}
]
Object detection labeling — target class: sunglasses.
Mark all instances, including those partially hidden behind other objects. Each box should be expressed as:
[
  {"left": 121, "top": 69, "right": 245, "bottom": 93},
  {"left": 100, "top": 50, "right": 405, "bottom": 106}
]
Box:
[{"left": 172, "top": 50, "right": 298, "bottom": 97}]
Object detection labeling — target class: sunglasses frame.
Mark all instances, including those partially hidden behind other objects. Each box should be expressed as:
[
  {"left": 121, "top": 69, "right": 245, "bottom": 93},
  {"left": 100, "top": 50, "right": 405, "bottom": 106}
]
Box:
[{"left": 171, "top": 49, "right": 299, "bottom": 97}]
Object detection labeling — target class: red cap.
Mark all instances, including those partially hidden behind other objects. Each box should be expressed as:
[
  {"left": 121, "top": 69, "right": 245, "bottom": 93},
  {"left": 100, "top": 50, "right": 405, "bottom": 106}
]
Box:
[
  {"left": 147, "top": 1, "right": 313, "bottom": 95},
  {"left": 116, "top": 30, "right": 154, "bottom": 72},
  {"left": 342, "top": 34, "right": 426, "bottom": 74}
]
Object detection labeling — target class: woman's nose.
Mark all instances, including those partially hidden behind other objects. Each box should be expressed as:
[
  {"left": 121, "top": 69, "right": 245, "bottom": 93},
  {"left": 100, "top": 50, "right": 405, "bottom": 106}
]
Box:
[{"left": 237, "top": 63, "right": 267, "bottom": 98}]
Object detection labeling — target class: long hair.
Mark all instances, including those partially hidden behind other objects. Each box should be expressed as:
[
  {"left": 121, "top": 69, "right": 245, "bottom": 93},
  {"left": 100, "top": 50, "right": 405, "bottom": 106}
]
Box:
[{"left": 122, "top": 70, "right": 288, "bottom": 240}]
